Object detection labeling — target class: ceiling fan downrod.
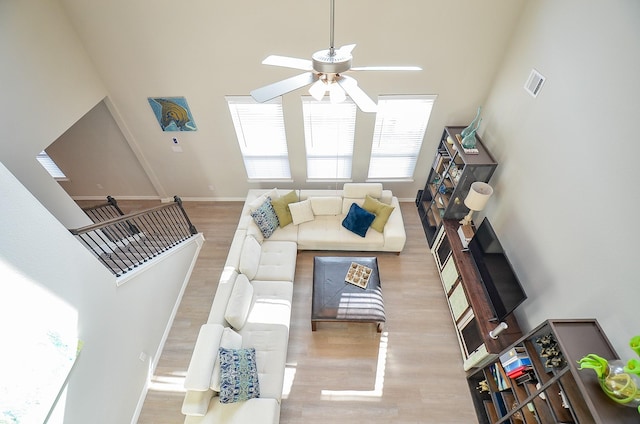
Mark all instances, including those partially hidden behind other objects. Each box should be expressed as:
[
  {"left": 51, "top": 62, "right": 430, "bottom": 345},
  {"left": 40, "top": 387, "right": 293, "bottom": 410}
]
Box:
[{"left": 329, "top": 0, "right": 336, "bottom": 57}]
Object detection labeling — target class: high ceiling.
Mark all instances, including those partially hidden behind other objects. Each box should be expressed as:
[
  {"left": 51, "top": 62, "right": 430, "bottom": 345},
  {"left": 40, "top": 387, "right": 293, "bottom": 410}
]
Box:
[{"left": 54, "top": 0, "right": 526, "bottom": 200}]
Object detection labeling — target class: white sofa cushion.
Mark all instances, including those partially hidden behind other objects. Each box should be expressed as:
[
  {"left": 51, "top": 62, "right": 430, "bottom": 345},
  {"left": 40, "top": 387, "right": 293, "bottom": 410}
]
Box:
[
  {"left": 248, "top": 281, "right": 293, "bottom": 328},
  {"left": 297, "top": 215, "right": 384, "bottom": 251},
  {"left": 310, "top": 196, "right": 342, "bottom": 216},
  {"left": 184, "top": 398, "right": 280, "bottom": 424},
  {"left": 211, "top": 327, "right": 243, "bottom": 392},
  {"left": 224, "top": 229, "right": 248, "bottom": 270},
  {"left": 239, "top": 235, "right": 261, "bottom": 280},
  {"left": 343, "top": 182, "right": 382, "bottom": 199},
  {"left": 224, "top": 274, "right": 254, "bottom": 330},
  {"left": 341, "top": 197, "right": 365, "bottom": 215},
  {"left": 253, "top": 241, "right": 297, "bottom": 282},
  {"left": 248, "top": 188, "right": 279, "bottom": 211},
  {"left": 182, "top": 389, "right": 215, "bottom": 416},
  {"left": 239, "top": 323, "right": 289, "bottom": 400},
  {"left": 207, "top": 268, "right": 238, "bottom": 326},
  {"left": 184, "top": 324, "right": 225, "bottom": 391},
  {"left": 288, "top": 199, "right": 314, "bottom": 225}
]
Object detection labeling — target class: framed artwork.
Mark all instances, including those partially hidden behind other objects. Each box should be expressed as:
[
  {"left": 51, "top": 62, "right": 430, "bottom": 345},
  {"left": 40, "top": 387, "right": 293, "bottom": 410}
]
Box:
[{"left": 148, "top": 96, "right": 197, "bottom": 131}]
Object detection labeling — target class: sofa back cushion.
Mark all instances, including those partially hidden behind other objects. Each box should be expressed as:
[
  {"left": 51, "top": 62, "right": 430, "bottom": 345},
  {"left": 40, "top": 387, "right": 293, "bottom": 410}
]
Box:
[
  {"left": 239, "top": 235, "right": 262, "bottom": 280},
  {"left": 184, "top": 324, "right": 225, "bottom": 391},
  {"left": 210, "top": 327, "right": 243, "bottom": 392},
  {"left": 207, "top": 268, "right": 239, "bottom": 325},
  {"left": 224, "top": 274, "right": 254, "bottom": 330},
  {"left": 343, "top": 183, "right": 383, "bottom": 199},
  {"left": 310, "top": 196, "right": 342, "bottom": 216}
]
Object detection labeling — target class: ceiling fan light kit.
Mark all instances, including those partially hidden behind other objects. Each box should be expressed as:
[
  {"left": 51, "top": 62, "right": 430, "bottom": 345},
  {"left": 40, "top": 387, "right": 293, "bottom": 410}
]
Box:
[{"left": 250, "top": 0, "right": 421, "bottom": 112}]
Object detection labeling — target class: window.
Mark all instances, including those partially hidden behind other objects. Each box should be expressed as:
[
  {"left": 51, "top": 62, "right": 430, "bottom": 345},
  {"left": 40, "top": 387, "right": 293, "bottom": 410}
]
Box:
[
  {"left": 368, "top": 95, "right": 436, "bottom": 180},
  {"left": 36, "top": 151, "right": 68, "bottom": 180},
  {"left": 302, "top": 97, "right": 356, "bottom": 180},
  {"left": 226, "top": 96, "right": 291, "bottom": 180}
]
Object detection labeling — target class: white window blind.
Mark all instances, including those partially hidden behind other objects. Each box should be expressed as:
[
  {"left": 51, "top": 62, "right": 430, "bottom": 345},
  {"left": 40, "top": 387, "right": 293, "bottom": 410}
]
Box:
[
  {"left": 368, "top": 95, "right": 436, "bottom": 180},
  {"left": 36, "top": 151, "right": 67, "bottom": 180},
  {"left": 302, "top": 97, "right": 356, "bottom": 180},
  {"left": 226, "top": 96, "right": 291, "bottom": 180}
]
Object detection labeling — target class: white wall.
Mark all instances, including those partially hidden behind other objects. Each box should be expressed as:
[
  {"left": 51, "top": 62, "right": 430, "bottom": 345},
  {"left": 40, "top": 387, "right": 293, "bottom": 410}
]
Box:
[
  {"left": 480, "top": 0, "right": 640, "bottom": 357},
  {"left": 0, "top": 0, "right": 108, "bottom": 228},
  {"left": 0, "top": 161, "right": 204, "bottom": 424},
  {"left": 0, "top": 2, "right": 204, "bottom": 422}
]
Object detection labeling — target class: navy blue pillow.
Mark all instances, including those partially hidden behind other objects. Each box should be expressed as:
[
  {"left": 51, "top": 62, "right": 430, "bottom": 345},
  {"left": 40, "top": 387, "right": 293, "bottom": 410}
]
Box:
[{"left": 342, "top": 203, "right": 376, "bottom": 237}]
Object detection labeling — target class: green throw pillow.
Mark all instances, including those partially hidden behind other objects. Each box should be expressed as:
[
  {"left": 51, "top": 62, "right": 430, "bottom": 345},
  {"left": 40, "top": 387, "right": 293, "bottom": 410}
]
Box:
[
  {"left": 362, "top": 195, "right": 395, "bottom": 233},
  {"left": 270, "top": 190, "right": 298, "bottom": 228}
]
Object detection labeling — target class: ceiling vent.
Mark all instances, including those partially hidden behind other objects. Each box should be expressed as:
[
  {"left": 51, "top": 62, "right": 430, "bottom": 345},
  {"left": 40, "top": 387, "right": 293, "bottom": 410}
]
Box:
[{"left": 524, "top": 69, "right": 545, "bottom": 98}]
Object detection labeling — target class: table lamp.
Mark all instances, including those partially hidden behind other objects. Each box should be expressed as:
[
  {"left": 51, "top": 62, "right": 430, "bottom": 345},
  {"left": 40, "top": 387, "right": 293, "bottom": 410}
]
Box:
[{"left": 459, "top": 182, "right": 493, "bottom": 226}]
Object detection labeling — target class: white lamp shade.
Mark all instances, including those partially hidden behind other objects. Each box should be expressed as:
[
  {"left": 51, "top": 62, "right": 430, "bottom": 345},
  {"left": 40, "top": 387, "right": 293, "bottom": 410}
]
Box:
[
  {"left": 329, "top": 82, "right": 346, "bottom": 103},
  {"left": 464, "top": 182, "right": 493, "bottom": 211},
  {"left": 309, "top": 80, "right": 326, "bottom": 101}
]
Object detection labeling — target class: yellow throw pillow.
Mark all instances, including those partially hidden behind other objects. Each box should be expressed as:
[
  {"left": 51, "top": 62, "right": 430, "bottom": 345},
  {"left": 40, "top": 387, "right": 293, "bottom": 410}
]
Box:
[
  {"left": 362, "top": 195, "right": 395, "bottom": 233},
  {"left": 270, "top": 190, "right": 298, "bottom": 227}
]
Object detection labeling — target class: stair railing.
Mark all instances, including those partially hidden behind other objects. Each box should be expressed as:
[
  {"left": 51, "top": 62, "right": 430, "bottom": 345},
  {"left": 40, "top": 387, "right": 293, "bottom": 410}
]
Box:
[
  {"left": 82, "top": 195, "right": 126, "bottom": 223},
  {"left": 70, "top": 196, "right": 198, "bottom": 277}
]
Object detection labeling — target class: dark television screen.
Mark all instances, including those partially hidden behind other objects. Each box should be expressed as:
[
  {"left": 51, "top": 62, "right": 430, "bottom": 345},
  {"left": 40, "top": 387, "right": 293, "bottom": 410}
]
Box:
[{"left": 468, "top": 218, "right": 527, "bottom": 322}]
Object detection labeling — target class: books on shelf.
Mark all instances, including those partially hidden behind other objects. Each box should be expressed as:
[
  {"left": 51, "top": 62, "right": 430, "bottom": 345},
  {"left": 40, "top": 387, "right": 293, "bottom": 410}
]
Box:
[
  {"left": 432, "top": 153, "right": 446, "bottom": 174},
  {"left": 499, "top": 347, "right": 527, "bottom": 365},
  {"left": 489, "top": 364, "right": 509, "bottom": 391},
  {"left": 500, "top": 346, "right": 532, "bottom": 378}
]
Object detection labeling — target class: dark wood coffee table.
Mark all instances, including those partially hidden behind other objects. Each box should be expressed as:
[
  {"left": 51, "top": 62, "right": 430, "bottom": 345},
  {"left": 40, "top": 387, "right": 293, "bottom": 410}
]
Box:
[{"left": 311, "top": 256, "right": 385, "bottom": 332}]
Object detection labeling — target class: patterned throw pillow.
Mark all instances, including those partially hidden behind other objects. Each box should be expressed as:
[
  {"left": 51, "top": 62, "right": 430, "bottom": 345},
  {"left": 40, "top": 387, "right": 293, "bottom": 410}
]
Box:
[
  {"left": 218, "top": 347, "right": 260, "bottom": 403},
  {"left": 250, "top": 197, "right": 279, "bottom": 238}
]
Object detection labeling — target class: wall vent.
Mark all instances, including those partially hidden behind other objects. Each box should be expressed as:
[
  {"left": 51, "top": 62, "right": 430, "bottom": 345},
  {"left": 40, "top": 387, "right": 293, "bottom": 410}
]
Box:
[{"left": 524, "top": 69, "right": 545, "bottom": 98}]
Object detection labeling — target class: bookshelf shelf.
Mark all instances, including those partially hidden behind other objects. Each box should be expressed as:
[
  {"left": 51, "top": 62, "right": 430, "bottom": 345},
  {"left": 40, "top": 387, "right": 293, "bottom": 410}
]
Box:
[
  {"left": 467, "top": 319, "right": 639, "bottom": 423},
  {"left": 416, "top": 126, "right": 497, "bottom": 247}
]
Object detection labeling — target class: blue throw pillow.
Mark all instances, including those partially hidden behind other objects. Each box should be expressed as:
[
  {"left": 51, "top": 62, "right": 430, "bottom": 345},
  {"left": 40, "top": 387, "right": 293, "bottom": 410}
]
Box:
[
  {"left": 218, "top": 347, "right": 260, "bottom": 403},
  {"left": 342, "top": 203, "right": 376, "bottom": 237}
]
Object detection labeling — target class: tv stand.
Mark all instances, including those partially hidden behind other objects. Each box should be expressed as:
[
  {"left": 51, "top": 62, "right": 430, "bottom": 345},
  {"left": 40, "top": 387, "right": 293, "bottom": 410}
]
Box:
[{"left": 431, "top": 219, "right": 522, "bottom": 371}]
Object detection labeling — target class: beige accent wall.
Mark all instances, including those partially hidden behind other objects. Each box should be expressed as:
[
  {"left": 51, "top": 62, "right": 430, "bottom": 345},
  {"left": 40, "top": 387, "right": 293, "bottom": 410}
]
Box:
[
  {"left": 49, "top": 101, "right": 158, "bottom": 199},
  {"left": 480, "top": 0, "right": 640, "bottom": 356}
]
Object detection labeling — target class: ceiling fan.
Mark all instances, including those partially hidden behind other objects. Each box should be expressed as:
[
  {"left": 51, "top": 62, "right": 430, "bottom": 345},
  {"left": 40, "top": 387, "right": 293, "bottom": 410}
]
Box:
[{"left": 250, "top": 0, "right": 421, "bottom": 113}]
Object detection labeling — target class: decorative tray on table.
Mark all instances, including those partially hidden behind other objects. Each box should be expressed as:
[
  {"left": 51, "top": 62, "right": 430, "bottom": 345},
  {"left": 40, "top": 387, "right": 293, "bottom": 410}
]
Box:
[{"left": 345, "top": 262, "right": 372, "bottom": 289}]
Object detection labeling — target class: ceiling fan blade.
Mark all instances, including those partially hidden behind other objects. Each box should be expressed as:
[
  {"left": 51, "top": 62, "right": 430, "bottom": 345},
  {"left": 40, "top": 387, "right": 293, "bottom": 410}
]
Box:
[
  {"left": 351, "top": 65, "right": 422, "bottom": 71},
  {"left": 262, "top": 55, "right": 313, "bottom": 71},
  {"left": 251, "top": 72, "right": 318, "bottom": 103},
  {"left": 337, "top": 44, "right": 356, "bottom": 55},
  {"left": 336, "top": 75, "right": 377, "bottom": 113}
]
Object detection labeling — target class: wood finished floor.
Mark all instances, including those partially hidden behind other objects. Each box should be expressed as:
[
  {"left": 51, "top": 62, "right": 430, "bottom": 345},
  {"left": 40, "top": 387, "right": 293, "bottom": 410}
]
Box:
[{"left": 92, "top": 200, "right": 476, "bottom": 423}]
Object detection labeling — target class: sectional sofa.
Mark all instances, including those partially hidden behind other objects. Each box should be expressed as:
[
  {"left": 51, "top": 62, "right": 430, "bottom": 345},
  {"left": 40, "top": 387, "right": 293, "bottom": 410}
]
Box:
[{"left": 181, "top": 183, "right": 405, "bottom": 424}]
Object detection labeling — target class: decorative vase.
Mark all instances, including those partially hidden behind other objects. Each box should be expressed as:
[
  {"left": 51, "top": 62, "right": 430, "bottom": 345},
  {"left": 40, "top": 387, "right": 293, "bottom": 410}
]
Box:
[
  {"left": 461, "top": 106, "right": 481, "bottom": 138},
  {"left": 461, "top": 131, "right": 476, "bottom": 149},
  {"left": 578, "top": 335, "right": 640, "bottom": 414}
]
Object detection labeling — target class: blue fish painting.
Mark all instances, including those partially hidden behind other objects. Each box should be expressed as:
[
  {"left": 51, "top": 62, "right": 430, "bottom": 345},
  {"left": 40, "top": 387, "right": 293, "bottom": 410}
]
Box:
[{"left": 148, "top": 97, "right": 197, "bottom": 131}]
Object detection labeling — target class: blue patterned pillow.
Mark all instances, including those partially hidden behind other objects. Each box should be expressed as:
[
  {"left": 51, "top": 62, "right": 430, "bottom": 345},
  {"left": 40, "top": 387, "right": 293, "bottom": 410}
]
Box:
[
  {"left": 250, "top": 197, "right": 279, "bottom": 238},
  {"left": 341, "top": 202, "right": 376, "bottom": 237},
  {"left": 218, "top": 347, "right": 260, "bottom": 403}
]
